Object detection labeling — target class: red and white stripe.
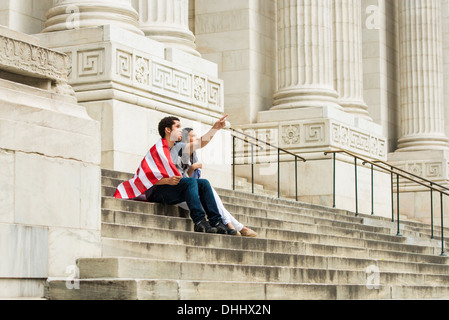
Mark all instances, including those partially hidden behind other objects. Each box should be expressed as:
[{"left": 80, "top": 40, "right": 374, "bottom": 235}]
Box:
[{"left": 114, "top": 139, "right": 181, "bottom": 200}]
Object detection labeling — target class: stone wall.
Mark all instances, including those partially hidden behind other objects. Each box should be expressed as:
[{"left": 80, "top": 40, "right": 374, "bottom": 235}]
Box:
[{"left": 0, "top": 26, "right": 101, "bottom": 298}]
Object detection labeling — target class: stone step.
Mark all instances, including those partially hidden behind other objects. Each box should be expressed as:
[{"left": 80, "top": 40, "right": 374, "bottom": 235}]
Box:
[
  {"left": 101, "top": 195, "right": 388, "bottom": 240},
  {"left": 100, "top": 220, "right": 444, "bottom": 265},
  {"left": 75, "top": 257, "right": 449, "bottom": 287},
  {"left": 102, "top": 208, "right": 441, "bottom": 260},
  {"left": 100, "top": 238, "right": 449, "bottom": 274},
  {"left": 101, "top": 197, "right": 442, "bottom": 256},
  {"left": 102, "top": 184, "right": 446, "bottom": 248},
  {"left": 101, "top": 174, "right": 449, "bottom": 240},
  {"left": 44, "top": 277, "right": 449, "bottom": 300},
  {"left": 102, "top": 206, "right": 395, "bottom": 244},
  {"left": 86, "top": 169, "right": 449, "bottom": 300}
]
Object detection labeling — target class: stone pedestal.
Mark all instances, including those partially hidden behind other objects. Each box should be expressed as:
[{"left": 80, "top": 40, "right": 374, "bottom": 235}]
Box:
[
  {"left": 231, "top": 0, "right": 391, "bottom": 217},
  {"left": 0, "top": 26, "right": 101, "bottom": 298},
  {"left": 36, "top": 24, "right": 231, "bottom": 189}
]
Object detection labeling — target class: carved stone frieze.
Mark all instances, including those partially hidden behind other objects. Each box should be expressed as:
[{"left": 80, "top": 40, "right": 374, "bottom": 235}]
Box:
[
  {"left": 236, "top": 119, "right": 387, "bottom": 161},
  {"left": 63, "top": 42, "right": 224, "bottom": 113},
  {"left": 0, "top": 35, "right": 69, "bottom": 83}
]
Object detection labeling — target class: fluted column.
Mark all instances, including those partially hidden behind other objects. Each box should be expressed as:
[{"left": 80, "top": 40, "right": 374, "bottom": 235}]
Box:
[
  {"left": 333, "top": 0, "right": 370, "bottom": 119},
  {"left": 273, "top": 0, "right": 341, "bottom": 110},
  {"left": 397, "top": 0, "right": 449, "bottom": 151},
  {"left": 42, "top": 0, "right": 143, "bottom": 35},
  {"left": 132, "top": 0, "right": 199, "bottom": 56}
]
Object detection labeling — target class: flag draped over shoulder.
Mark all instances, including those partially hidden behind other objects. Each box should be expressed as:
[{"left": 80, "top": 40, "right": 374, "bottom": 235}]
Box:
[{"left": 114, "top": 138, "right": 181, "bottom": 200}]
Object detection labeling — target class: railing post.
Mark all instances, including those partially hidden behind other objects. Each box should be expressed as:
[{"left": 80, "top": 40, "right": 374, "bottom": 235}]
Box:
[
  {"left": 391, "top": 169, "right": 394, "bottom": 222},
  {"left": 371, "top": 164, "right": 374, "bottom": 216},
  {"left": 232, "top": 135, "right": 236, "bottom": 191},
  {"left": 295, "top": 157, "right": 298, "bottom": 202},
  {"left": 333, "top": 153, "right": 336, "bottom": 208},
  {"left": 440, "top": 193, "right": 446, "bottom": 256},
  {"left": 278, "top": 148, "right": 281, "bottom": 199},
  {"left": 251, "top": 143, "right": 254, "bottom": 194},
  {"left": 431, "top": 183, "right": 434, "bottom": 239},
  {"left": 396, "top": 174, "right": 402, "bottom": 237},
  {"left": 355, "top": 157, "right": 359, "bottom": 217}
]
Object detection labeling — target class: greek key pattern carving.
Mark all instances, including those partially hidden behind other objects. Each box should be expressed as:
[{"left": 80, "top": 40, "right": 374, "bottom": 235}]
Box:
[
  {"left": 78, "top": 49, "right": 104, "bottom": 77},
  {"left": 0, "top": 35, "right": 68, "bottom": 82},
  {"left": 406, "top": 162, "right": 444, "bottom": 179},
  {"left": 152, "top": 61, "right": 191, "bottom": 98},
  {"left": 113, "top": 49, "right": 223, "bottom": 112},
  {"left": 331, "top": 123, "right": 386, "bottom": 158},
  {"left": 116, "top": 50, "right": 132, "bottom": 79}
]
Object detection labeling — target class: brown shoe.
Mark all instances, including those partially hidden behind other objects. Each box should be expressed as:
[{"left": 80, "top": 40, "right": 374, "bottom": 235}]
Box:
[{"left": 240, "top": 227, "right": 257, "bottom": 237}]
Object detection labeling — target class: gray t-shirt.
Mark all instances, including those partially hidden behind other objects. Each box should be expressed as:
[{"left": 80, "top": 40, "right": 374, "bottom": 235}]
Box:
[{"left": 170, "top": 142, "right": 189, "bottom": 178}]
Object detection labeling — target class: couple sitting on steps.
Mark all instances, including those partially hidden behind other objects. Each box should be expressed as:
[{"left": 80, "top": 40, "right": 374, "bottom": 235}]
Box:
[{"left": 114, "top": 115, "right": 257, "bottom": 237}]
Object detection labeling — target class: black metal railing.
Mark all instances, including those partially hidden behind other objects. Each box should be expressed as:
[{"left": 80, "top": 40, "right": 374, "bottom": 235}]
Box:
[
  {"left": 372, "top": 158, "right": 449, "bottom": 242},
  {"left": 230, "top": 128, "right": 306, "bottom": 201},
  {"left": 229, "top": 128, "right": 446, "bottom": 256},
  {"left": 324, "top": 149, "right": 447, "bottom": 256}
]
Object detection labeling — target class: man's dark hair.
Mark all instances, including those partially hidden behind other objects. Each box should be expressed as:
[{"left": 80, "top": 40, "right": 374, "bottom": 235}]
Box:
[{"left": 158, "top": 116, "right": 180, "bottom": 138}]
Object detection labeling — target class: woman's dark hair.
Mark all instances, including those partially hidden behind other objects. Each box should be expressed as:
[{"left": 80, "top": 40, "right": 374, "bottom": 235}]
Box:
[
  {"left": 181, "top": 128, "right": 194, "bottom": 143},
  {"left": 158, "top": 116, "right": 180, "bottom": 138}
]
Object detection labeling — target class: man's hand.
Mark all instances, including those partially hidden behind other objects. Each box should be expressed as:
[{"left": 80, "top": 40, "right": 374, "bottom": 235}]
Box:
[
  {"left": 187, "top": 114, "right": 229, "bottom": 154},
  {"left": 156, "top": 176, "right": 181, "bottom": 186},
  {"left": 212, "top": 115, "right": 228, "bottom": 131}
]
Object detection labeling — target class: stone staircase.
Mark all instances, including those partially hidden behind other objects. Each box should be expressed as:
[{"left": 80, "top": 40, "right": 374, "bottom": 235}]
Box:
[{"left": 44, "top": 169, "right": 449, "bottom": 300}]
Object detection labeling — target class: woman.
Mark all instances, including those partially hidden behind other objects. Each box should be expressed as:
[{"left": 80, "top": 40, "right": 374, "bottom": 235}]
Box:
[{"left": 175, "top": 128, "right": 257, "bottom": 237}]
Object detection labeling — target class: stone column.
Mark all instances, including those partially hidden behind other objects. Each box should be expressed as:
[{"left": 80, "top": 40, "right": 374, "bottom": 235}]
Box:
[
  {"left": 333, "top": 0, "right": 370, "bottom": 119},
  {"left": 42, "top": 0, "right": 144, "bottom": 35},
  {"left": 273, "top": 0, "right": 341, "bottom": 110},
  {"left": 132, "top": 0, "right": 199, "bottom": 56},
  {"left": 397, "top": 0, "right": 449, "bottom": 151}
]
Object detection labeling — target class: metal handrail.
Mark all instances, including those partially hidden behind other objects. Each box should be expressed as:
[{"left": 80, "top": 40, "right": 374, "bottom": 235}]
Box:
[
  {"left": 324, "top": 149, "right": 446, "bottom": 256},
  {"left": 372, "top": 159, "right": 449, "bottom": 193},
  {"left": 230, "top": 128, "right": 307, "bottom": 162},
  {"left": 230, "top": 128, "right": 306, "bottom": 201},
  {"left": 228, "top": 127, "right": 446, "bottom": 256}
]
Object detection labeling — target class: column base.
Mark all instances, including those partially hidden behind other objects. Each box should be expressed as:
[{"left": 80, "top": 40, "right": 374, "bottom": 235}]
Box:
[
  {"left": 272, "top": 87, "right": 342, "bottom": 111},
  {"left": 339, "top": 99, "right": 372, "bottom": 121},
  {"left": 42, "top": 2, "right": 144, "bottom": 36},
  {"left": 397, "top": 134, "right": 449, "bottom": 152},
  {"left": 143, "top": 26, "right": 200, "bottom": 57}
]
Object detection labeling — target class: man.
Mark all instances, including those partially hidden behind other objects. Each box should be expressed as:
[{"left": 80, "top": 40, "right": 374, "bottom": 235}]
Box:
[{"left": 114, "top": 115, "right": 229, "bottom": 234}]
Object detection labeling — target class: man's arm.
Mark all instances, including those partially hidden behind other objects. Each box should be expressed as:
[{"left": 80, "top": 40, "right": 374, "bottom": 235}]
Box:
[{"left": 185, "top": 115, "right": 228, "bottom": 155}]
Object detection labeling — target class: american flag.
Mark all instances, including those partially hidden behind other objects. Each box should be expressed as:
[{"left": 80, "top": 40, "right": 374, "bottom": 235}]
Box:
[{"left": 114, "top": 138, "right": 181, "bottom": 200}]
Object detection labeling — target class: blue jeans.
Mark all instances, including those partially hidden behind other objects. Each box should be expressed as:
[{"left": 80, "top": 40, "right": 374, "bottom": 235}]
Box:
[{"left": 147, "top": 178, "right": 222, "bottom": 225}]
